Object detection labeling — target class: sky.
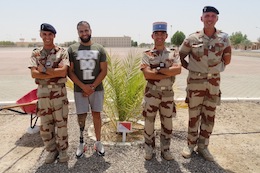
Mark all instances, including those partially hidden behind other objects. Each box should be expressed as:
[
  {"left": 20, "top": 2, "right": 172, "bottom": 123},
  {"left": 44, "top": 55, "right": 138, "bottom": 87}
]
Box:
[{"left": 1, "top": 0, "right": 260, "bottom": 44}]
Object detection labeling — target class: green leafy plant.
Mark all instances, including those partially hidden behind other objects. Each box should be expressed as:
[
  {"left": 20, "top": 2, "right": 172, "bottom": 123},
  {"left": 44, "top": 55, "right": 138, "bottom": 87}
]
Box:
[
  {"left": 66, "top": 78, "right": 74, "bottom": 90},
  {"left": 103, "top": 50, "right": 146, "bottom": 129},
  {"left": 171, "top": 31, "right": 186, "bottom": 47}
]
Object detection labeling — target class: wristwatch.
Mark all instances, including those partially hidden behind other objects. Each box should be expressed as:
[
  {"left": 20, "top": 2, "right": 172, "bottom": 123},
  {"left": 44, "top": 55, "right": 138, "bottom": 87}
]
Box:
[{"left": 42, "top": 67, "right": 47, "bottom": 73}]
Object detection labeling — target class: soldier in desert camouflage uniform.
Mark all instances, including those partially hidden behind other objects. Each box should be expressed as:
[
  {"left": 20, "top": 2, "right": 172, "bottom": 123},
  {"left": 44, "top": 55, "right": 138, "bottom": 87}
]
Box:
[
  {"left": 29, "top": 23, "right": 70, "bottom": 164},
  {"left": 179, "top": 6, "right": 232, "bottom": 161},
  {"left": 141, "top": 22, "right": 181, "bottom": 161}
]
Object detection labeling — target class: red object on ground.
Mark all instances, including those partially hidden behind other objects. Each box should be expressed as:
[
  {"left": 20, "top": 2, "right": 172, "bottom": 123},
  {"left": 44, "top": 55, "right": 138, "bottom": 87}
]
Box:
[{"left": 16, "top": 89, "right": 37, "bottom": 114}]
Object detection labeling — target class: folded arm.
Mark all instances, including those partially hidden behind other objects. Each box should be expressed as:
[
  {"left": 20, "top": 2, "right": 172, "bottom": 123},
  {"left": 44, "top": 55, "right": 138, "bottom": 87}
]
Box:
[
  {"left": 179, "top": 52, "right": 189, "bottom": 69},
  {"left": 141, "top": 60, "right": 182, "bottom": 80},
  {"left": 158, "top": 63, "right": 182, "bottom": 76},
  {"left": 30, "top": 64, "right": 68, "bottom": 79}
]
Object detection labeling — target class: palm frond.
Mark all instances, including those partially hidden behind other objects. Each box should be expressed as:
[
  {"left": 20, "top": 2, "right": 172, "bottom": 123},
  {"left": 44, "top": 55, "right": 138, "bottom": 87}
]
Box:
[{"left": 104, "top": 50, "right": 146, "bottom": 128}]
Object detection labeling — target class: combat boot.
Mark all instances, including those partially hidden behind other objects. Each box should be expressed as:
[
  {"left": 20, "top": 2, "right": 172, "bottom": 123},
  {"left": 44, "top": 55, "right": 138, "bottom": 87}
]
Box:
[
  {"left": 161, "top": 150, "right": 174, "bottom": 161},
  {"left": 59, "top": 150, "right": 69, "bottom": 163},
  {"left": 181, "top": 145, "right": 195, "bottom": 158},
  {"left": 197, "top": 147, "right": 214, "bottom": 161},
  {"left": 45, "top": 150, "right": 58, "bottom": 164},
  {"left": 144, "top": 145, "right": 154, "bottom": 160}
]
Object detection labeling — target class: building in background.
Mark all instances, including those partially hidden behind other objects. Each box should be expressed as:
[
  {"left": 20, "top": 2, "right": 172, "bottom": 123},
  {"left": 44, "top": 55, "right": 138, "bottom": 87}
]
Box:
[
  {"left": 15, "top": 38, "right": 43, "bottom": 47},
  {"left": 12, "top": 36, "right": 132, "bottom": 47},
  {"left": 251, "top": 42, "right": 260, "bottom": 50},
  {"left": 92, "top": 36, "right": 131, "bottom": 47}
]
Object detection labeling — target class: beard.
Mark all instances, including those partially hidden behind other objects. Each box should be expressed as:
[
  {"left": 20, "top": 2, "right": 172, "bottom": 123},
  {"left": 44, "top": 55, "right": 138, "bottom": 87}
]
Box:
[{"left": 80, "top": 35, "right": 91, "bottom": 43}]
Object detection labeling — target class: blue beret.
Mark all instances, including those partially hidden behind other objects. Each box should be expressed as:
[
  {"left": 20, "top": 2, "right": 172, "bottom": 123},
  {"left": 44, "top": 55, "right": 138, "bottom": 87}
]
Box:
[
  {"left": 153, "top": 22, "right": 167, "bottom": 32},
  {"left": 40, "top": 23, "right": 56, "bottom": 34},
  {"left": 203, "top": 6, "right": 219, "bottom": 14}
]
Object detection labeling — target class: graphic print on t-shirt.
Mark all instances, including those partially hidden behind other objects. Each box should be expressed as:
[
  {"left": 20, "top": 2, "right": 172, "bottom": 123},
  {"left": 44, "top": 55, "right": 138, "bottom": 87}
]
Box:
[{"left": 76, "top": 50, "right": 98, "bottom": 80}]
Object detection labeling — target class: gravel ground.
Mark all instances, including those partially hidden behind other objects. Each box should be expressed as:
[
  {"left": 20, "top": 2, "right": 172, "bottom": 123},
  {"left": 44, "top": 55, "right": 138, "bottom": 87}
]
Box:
[
  {"left": 26, "top": 104, "right": 227, "bottom": 173},
  {"left": 1, "top": 102, "right": 260, "bottom": 173}
]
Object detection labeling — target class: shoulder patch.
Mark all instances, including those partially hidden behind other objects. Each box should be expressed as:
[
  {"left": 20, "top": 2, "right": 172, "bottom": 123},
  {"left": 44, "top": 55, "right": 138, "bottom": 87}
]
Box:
[{"left": 217, "top": 31, "right": 228, "bottom": 38}]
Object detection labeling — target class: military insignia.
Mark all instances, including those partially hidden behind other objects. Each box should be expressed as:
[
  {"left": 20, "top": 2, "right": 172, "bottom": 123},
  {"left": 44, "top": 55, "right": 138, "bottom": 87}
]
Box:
[
  {"left": 46, "top": 61, "right": 51, "bottom": 67},
  {"left": 159, "top": 62, "right": 165, "bottom": 67},
  {"left": 203, "top": 7, "right": 207, "bottom": 13}
]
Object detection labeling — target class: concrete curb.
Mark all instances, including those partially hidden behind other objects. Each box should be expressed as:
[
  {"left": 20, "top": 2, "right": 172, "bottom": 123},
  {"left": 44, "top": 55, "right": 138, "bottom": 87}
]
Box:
[
  {"left": 1, "top": 98, "right": 260, "bottom": 106},
  {"left": 175, "top": 98, "right": 260, "bottom": 102},
  {"left": 0, "top": 99, "right": 75, "bottom": 106},
  {"left": 87, "top": 124, "right": 144, "bottom": 147}
]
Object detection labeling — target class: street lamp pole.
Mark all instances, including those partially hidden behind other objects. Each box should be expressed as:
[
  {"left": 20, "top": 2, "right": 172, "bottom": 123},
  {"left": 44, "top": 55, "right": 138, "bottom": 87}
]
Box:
[
  {"left": 170, "top": 25, "right": 172, "bottom": 45},
  {"left": 255, "top": 27, "right": 260, "bottom": 49}
]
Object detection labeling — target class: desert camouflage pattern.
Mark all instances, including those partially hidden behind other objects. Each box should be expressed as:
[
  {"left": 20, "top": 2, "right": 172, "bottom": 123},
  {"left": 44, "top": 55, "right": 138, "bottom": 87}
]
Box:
[
  {"left": 141, "top": 48, "right": 179, "bottom": 151},
  {"left": 186, "top": 71, "right": 220, "bottom": 148},
  {"left": 142, "top": 92, "right": 176, "bottom": 152},
  {"left": 179, "top": 29, "right": 231, "bottom": 73},
  {"left": 29, "top": 46, "right": 70, "bottom": 85},
  {"left": 141, "top": 48, "right": 179, "bottom": 88},
  {"left": 37, "top": 85, "right": 69, "bottom": 152},
  {"left": 179, "top": 29, "right": 231, "bottom": 148}
]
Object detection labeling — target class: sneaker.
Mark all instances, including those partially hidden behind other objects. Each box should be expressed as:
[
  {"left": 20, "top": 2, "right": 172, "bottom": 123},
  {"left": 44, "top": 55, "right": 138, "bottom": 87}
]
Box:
[
  {"left": 59, "top": 150, "right": 69, "bottom": 163},
  {"left": 94, "top": 141, "right": 105, "bottom": 156},
  {"left": 181, "top": 146, "right": 195, "bottom": 158},
  {"left": 45, "top": 150, "right": 58, "bottom": 164},
  {"left": 197, "top": 148, "right": 214, "bottom": 161},
  {"left": 76, "top": 143, "right": 87, "bottom": 158},
  {"left": 144, "top": 145, "right": 154, "bottom": 160},
  {"left": 161, "top": 150, "right": 174, "bottom": 161}
]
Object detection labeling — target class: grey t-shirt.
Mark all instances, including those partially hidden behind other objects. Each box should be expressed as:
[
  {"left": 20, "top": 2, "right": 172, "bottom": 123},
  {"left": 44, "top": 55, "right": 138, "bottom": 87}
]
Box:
[{"left": 68, "top": 42, "right": 107, "bottom": 92}]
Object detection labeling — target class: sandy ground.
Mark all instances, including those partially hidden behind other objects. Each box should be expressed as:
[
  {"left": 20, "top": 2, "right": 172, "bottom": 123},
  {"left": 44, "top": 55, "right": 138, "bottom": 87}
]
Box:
[{"left": 0, "top": 101, "right": 259, "bottom": 173}]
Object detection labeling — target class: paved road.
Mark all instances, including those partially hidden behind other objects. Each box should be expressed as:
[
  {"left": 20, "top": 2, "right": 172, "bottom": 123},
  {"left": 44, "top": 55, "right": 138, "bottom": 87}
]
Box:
[{"left": 0, "top": 47, "right": 260, "bottom": 104}]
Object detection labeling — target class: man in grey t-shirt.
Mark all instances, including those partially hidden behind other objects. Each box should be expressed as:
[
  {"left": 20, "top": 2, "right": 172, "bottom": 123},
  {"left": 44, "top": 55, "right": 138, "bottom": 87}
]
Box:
[{"left": 68, "top": 21, "right": 107, "bottom": 157}]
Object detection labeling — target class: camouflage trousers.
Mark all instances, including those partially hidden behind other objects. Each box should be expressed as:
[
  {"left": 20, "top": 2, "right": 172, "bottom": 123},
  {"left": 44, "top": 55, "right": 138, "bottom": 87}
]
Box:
[
  {"left": 37, "top": 84, "right": 69, "bottom": 152},
  {"left": 186, "top": 71, "right": 221, "bottom": 148},
  {"left": 142, "top": 90, "right": 176, "bottom": 152}
]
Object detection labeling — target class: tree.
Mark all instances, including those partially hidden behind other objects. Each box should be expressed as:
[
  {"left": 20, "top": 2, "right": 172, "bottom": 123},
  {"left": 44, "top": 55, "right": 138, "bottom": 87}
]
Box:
[
  {"left": 230, "top": 31, "right": 247, "bottom": 48},
  {"left": 131, "top": 40, "right": 138, "bottom": 47},
  {"left": 171, "top": 31, "right": 185, "bottom": 47},
  {"left": 0, "top": 41, "right": 15, "bottom": 47},
  {"left": 139, "top": 43, "right": 152, "bottom": 48}
]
